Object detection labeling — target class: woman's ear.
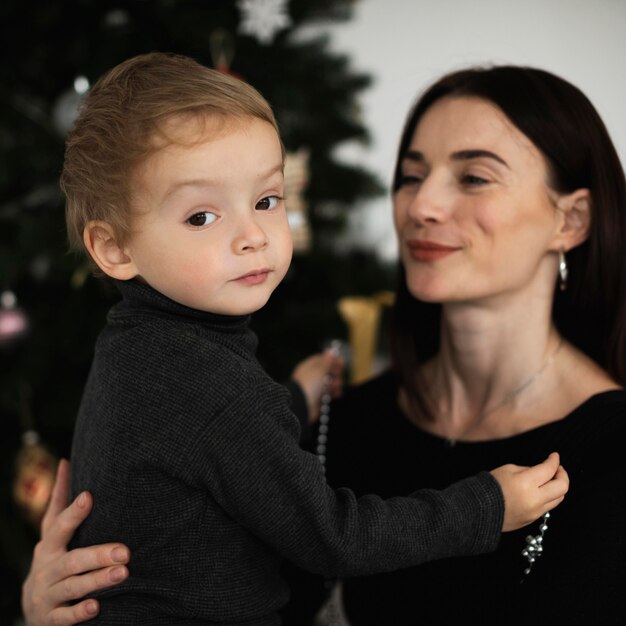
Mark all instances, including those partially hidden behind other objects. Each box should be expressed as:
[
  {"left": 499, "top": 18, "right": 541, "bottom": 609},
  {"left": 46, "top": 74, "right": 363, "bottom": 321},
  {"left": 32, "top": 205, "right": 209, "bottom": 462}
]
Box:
[
  {"left": 83, "top": 221, "right": 138, "bottom": 280},
  {"left": 553, "top": 188, "right": 591, "bottom": 252}
]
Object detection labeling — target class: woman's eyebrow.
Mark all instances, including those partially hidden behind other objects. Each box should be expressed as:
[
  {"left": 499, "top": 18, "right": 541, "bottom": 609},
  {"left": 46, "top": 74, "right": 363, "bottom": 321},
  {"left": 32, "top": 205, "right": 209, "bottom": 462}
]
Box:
[
  {"left": 451, "top": 149, "right": 509, "bottom": 168},
  {"left": 402, "top": 149, "right": 508, "bottom": 169}
]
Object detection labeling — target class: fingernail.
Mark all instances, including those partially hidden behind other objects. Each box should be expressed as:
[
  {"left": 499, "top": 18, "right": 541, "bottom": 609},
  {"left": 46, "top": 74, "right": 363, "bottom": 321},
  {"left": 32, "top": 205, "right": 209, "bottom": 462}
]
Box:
[
  {"left": 85, "top": 600, "right": 98, "bottom": 615},
  {"left": 109, "top": 566, "right": 127, "bottom": 582},
  {"left": 111, "top": 547, "right": 128, "bottom": 562},
  {"left": 76, "top": 492, "right": 88, "bottom": 508}
]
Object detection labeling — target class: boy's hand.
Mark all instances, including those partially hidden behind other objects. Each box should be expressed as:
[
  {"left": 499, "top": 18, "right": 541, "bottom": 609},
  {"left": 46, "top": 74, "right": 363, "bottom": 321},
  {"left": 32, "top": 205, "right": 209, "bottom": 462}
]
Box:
[
  {"left": 290, "top": 350, "right": 344, "bottom": 423},
  {"left": 490, "top": 452, "right": 569, "bottom": 532},
  {"left": 22, "top": 459, "right": 130, "bottom": 626}
]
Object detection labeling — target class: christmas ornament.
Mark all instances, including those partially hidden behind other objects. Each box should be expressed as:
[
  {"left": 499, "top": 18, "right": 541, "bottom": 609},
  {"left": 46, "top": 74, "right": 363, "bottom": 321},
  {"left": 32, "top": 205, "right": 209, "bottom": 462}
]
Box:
[
  {"left": 284, "top": 148, "right": 312, "bottom": 253},
  {"left": 337, "top": 291, "right": 394, "bottom": 384},
  {"left": 210, "top": 29, "right": 244, "bottom": 80},
  {"left": 237, "top": 0, "right": 292, "bottom": 45},
  {"left": 52, "top": 76, "right": 90, "bottom": 136},
  {"left": 0, "top": 290, "right": 29, "bottom": 347},
  {"left": 13, "top": 430, "right": 58, "bottom": 527}
]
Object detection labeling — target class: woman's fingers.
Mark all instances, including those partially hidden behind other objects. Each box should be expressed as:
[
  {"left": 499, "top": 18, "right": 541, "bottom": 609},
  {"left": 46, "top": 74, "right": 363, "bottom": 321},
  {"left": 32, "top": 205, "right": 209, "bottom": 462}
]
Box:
[
  {"left": 46, "top": 598, "right": 100, "bottom": 625},
  {"left": 40, "top": 459, "right": 72, "bottom": 536},
  {"left": 49, "top": 563, "right": 129, "bottom": 606},
  {"left": 50, "top": 544, "right": 130, "bottom": 584},
  {"left": 39, "top": 491, "right": 93, "bottom": 559}
]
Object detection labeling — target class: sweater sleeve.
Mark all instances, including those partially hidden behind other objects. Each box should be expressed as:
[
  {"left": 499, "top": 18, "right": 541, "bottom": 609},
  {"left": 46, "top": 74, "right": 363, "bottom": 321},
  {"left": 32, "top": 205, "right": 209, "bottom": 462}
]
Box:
[
  {"left": 281, "top": 379, "right": 309, "bottom": 435},
  {"left": 184, "top": 377, "right": 503, "bottom": 578}
]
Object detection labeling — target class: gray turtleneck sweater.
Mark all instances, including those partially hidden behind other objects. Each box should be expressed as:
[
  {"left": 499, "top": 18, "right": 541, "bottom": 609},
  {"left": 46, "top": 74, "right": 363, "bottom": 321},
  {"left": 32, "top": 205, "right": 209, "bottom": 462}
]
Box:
[{"left": 70, "top": 279, "right": 503, "bottom": 625}]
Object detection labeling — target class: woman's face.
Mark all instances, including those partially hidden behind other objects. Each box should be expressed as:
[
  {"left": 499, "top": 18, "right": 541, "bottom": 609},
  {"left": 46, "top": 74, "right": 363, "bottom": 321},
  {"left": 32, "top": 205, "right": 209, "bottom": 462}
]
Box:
[{"left": 394, "top": 96, "right": 563, "bottom": 305}]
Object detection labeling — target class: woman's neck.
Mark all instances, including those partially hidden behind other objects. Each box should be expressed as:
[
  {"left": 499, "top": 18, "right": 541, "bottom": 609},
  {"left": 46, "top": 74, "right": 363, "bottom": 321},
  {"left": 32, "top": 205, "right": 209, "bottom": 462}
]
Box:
[{"left": 414, "top": 292, "right": 565, "bottom": 441}]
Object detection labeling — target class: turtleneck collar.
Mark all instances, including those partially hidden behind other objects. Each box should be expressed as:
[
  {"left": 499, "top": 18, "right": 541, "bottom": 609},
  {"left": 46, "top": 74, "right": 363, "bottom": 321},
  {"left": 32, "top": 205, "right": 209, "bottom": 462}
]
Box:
[{"left": 110, "top": 278, "right": 252, "bottom": 335}]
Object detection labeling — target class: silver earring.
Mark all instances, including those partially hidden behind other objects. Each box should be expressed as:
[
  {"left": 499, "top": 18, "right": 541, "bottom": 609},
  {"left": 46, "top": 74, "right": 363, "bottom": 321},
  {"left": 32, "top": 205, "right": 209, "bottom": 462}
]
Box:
[{"left": 558, "top": 249, "right": 568, "bottom": 291}]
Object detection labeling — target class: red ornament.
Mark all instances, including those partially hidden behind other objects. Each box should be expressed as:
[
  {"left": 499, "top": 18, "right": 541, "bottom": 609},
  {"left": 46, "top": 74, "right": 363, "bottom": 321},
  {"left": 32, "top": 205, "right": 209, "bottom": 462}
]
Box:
[
  {"left": 0, "top": 290, "right": 29, "bottom": 347},
  {"left": 14, "top": 431, "right": 58, "bottom": 527}
]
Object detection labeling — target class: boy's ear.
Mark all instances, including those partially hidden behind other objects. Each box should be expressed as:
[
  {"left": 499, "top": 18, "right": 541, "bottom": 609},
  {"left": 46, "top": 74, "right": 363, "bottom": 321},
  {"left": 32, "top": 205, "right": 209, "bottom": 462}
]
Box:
[
  {"left": 83, "top": 221, "right": 139, "bottom": 280},
  {"left": 552, "top": 188, "right": 591, "bottom": 252}
]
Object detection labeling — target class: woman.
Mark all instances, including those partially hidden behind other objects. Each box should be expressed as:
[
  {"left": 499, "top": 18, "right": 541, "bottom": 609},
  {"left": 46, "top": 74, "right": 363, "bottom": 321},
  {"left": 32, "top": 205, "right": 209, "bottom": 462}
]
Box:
[{"left": 23, "top": 65, "right": 626, "bottom": 625}]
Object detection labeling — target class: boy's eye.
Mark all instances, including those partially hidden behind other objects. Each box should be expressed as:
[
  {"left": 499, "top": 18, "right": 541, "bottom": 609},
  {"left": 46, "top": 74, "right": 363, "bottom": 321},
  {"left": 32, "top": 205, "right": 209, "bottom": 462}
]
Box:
[
  {"left": 256, "top": 196, "right": 281, "bottom": 211},
  {"left": 186, "top": 211, "right": 217, "bottom": 227}
]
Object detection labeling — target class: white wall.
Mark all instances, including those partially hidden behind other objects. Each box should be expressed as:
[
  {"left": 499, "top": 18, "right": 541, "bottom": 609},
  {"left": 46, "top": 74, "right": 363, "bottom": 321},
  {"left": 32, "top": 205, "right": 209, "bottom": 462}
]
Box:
[{"left": 314, "top": 0, "right": 626, "bottom": 261}]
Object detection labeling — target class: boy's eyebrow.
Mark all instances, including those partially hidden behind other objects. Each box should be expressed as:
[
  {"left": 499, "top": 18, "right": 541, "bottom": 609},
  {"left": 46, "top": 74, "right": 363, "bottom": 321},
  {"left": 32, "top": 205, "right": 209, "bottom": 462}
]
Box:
[
  {"left": 402, "top": 149, "right": 509, "bottom": 168},
  {"left": 163, "top": 163, "right": 284, "bottom": 199}
]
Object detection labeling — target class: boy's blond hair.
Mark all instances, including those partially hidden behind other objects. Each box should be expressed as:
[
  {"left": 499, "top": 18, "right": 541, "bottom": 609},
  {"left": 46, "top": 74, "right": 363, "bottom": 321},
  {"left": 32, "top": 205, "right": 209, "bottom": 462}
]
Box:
[{"left": 61, "top": 52, "right": 280, "bottom": 255}]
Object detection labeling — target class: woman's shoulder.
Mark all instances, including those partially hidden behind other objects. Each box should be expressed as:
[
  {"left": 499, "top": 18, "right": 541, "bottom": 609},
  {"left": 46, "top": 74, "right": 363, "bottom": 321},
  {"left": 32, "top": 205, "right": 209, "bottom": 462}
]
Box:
[{"left": 568, "top": 388, "right": 626, "bottom": 421}]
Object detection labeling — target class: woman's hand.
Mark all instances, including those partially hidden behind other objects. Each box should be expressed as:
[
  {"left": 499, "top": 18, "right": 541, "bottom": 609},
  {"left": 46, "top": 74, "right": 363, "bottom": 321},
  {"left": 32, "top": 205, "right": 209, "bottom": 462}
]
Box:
[{"left": 22, "top": 459, "right": 130, "bottom": 625}]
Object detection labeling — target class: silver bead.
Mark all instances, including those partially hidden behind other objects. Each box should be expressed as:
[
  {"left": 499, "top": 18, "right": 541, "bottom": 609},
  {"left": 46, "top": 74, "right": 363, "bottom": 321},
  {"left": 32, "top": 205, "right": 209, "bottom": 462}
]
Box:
[
  {"left": 319, "top": 424, "right": 329, "bottom": 434},
  {"left": 319, "top": 414, "right": 330, "bottom": 425},
  {"left": 318, "top": 454, "right": 326, "bottom": 465},
  {"left": 316, "top": 444, "right": 326, "bottom": 454},
  {"left": 540, "top": 524, "right": 548, "bottom": 532}
]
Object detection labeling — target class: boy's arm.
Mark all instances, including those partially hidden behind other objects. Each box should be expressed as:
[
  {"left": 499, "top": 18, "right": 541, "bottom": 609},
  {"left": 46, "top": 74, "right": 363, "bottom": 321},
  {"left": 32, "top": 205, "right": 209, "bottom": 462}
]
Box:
[
  {"left": 189, "top": 382, "right": 568, "bottom": 578},
  {"left": 22, "top": 460, "right": 130, "bottom": 626}
]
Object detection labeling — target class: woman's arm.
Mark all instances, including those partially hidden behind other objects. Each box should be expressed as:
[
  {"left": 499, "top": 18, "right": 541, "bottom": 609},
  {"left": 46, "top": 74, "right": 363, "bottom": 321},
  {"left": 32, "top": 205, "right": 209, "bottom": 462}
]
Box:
[{"left": 22, "top": 459, "right": 130, "bottom": 626}]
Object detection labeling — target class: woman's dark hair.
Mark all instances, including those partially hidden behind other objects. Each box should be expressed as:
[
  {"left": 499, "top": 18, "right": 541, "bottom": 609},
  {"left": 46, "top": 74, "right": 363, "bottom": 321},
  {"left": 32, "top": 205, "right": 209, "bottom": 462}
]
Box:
[{"left": 389, "top": 65, "right": 626, "bottom": 416}]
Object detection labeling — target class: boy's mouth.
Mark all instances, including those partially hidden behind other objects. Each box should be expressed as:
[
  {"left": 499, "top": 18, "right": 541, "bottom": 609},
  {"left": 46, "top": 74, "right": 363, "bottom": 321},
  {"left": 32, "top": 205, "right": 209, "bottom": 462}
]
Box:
[{"left": 232, "top": 269, "right": 272, "bottom": 285}]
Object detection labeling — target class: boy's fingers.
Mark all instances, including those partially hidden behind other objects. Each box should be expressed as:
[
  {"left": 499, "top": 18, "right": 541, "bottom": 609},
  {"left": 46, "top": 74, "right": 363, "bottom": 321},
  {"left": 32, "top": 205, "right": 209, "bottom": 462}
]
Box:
[
  {"left": 523, "top": 452, "right": 561, "bottom": 486},
  {"left": 542, "top": 494, "right": 566, "bottom": 513},
  {"left": 538, "top": 466, "right": 570, "bottom": 502}
]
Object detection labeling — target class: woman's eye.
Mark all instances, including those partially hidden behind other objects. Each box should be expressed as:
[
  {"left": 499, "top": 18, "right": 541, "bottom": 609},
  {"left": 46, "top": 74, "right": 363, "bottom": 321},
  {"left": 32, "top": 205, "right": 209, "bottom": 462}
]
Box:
[
  {"left": 256, "top": 195, "right": 281, "bottom": 211},
  {"left": 462, "top": 174, "right": 489, "bottom": 186},
  {"left": 186, "top": 211, "right": 217, "bottom": 227},
  {"left": 397, "top": 174, "right": 423, "bottom": 188}
]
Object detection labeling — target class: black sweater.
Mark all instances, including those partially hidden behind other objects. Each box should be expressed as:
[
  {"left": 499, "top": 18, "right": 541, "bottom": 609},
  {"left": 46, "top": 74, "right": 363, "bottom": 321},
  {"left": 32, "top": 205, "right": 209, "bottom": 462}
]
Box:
[{"left": 70, "top": 279, "right": 503, "bottom": 625}]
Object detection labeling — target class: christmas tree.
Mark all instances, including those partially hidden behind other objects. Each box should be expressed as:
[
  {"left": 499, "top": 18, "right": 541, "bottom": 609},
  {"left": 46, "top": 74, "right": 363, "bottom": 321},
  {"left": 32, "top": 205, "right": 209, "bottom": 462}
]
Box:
[{"left": 0, "top": 0, "right": 394, "bottom": 619}]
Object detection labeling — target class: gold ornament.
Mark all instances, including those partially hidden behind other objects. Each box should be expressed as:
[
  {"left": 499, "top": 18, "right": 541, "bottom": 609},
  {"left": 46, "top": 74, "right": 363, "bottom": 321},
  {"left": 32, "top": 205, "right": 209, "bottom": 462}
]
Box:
[
  {"left": 284, "top": 148, "right": 311, "bottom": 253},
  {"left": 338, "top": 291, "right": 395, "bottom": 384}
]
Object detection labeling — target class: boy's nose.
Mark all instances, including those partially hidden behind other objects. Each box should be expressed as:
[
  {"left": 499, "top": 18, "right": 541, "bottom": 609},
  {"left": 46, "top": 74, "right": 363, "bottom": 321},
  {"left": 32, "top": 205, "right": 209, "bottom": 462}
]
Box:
[{"left": 232, "top": 217, "right": 268, "bottom": 253}]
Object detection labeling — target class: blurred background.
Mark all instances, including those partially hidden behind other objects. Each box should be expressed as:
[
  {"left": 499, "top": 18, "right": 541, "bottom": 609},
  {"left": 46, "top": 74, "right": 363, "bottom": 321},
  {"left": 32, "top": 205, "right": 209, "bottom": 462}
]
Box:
[{"left": 1, "top": 0, "right": 625, "bottom": 623}]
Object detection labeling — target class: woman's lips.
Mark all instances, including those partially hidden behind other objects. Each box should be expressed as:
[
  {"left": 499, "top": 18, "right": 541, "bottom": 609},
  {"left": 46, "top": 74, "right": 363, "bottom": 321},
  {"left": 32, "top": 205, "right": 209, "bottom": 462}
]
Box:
[{"left": 407, "top": 240, "right": 461, "bottom": 262}]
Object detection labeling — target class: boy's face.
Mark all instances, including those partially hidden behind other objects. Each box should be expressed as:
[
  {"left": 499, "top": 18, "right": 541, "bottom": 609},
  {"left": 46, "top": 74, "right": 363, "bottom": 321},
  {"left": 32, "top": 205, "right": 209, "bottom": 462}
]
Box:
[{"left": 124, "top": 116, "right": 293, "bottom": 316}]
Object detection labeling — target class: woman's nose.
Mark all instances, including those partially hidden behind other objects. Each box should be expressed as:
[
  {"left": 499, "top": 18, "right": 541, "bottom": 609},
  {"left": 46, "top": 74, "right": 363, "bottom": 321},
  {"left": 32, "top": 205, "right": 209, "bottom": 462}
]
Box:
[{"left": 406, "top": 176, "right": 451, "bottom": 224}]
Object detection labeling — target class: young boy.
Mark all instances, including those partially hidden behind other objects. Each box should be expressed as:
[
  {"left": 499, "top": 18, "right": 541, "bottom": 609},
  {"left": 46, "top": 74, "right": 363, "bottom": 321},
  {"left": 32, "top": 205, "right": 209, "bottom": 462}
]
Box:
[{"left": 64, "top": 52, "right": 568, "bottom": 624}]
